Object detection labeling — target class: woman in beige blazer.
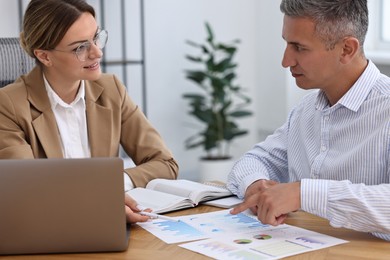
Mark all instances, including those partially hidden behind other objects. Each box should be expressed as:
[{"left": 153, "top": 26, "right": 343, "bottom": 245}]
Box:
[{"left": 0, "top": 0, "right": 178, "bottom": 223}]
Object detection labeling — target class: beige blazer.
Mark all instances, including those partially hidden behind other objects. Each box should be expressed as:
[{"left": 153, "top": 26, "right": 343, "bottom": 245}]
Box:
[{"left": 0, "top": 66, "right": 178, "bottom": 187}]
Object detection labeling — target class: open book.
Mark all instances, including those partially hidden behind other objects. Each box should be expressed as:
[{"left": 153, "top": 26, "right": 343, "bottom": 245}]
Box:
[{"left": 126, "top": 179, "right": 233, "bottom": 213}]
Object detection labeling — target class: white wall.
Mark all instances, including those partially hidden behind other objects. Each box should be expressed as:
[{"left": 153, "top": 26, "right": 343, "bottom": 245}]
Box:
[
  {"left": 254, "top": 1, "right": 289, "bottom": 135},
  {"left": 0, "top": 0, "right": 295, "bottom": 181},
  {"left": 0, "top": 0, "right": 19, "bottom": 37}
]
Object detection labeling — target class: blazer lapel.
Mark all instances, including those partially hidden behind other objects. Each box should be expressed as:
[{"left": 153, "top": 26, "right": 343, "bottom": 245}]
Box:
[
  {"left": 25, "top": 67, "right": 63, "bottom": 158},
  {"left": 85, "top": 80, "right": 113, "bottom": 157},
  {"left": 32, "top": 112, "right": 63, "bottom": 158}
]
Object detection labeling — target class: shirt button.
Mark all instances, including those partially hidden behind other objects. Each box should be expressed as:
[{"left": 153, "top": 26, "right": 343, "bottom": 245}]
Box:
[{"left": 321, "top": 146, "right": 327, "bottom": 152}]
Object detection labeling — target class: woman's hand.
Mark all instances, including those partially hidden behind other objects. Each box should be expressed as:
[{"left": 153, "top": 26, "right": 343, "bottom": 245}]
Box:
[{"left": 124, "top": 193, "right": 152, "bottom": 223}]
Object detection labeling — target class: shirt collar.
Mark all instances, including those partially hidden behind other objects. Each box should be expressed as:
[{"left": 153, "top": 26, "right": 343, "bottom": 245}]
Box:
[
  {"left": 315, "top": 60, "right": 380, "bottom": 112},
  {"left": 43, "top": 74, "right": 85, "bottom": 109}
]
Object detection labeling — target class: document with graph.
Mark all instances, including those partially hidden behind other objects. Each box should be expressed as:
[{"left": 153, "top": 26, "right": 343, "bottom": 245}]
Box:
[{"left": 137, "top": 209, "right": 348, "bottom": 259}]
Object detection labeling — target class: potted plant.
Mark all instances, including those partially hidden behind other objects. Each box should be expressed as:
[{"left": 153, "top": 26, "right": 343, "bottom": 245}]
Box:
[{"left": 183, "top": 22, "right": 252, "bottom": 182}]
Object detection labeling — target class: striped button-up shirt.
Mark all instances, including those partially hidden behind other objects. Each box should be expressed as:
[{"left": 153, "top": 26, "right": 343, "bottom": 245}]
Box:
[{"left": 227, "top": 60, "right": 390, "bottom": 241}]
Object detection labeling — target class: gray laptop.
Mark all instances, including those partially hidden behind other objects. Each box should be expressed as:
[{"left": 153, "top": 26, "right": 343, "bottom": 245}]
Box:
[{"left": 0, "top": 157, "right": 128, "bottom": 255}]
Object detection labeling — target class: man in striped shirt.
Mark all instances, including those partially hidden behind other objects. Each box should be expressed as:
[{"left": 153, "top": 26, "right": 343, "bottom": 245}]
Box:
[{"left": 228, "top": 0, "right": 390, "bottom": 241}]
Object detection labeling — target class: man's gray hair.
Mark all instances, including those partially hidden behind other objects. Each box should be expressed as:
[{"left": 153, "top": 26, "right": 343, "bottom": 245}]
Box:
[{"left": 280, "top": 0, "right": 368, "bottom": 51}]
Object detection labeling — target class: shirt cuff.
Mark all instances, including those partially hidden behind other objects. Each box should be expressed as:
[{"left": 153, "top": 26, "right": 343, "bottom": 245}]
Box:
[
  {"left": 300, "top": 178, "right": 329, "bottom": 219},
  {"left": 124, "top": 172, "right": 134, "bottom": 192}
]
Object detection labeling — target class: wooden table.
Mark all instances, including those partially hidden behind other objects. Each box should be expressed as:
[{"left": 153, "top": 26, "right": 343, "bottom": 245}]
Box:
[{"left": 1, "top": 205, "right": 389, "bottom": 259}]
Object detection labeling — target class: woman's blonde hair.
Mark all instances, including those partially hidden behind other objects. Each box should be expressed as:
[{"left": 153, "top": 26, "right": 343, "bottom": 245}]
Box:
[{"left": 20, "top": 0, "right": 95, "bottom": 63}]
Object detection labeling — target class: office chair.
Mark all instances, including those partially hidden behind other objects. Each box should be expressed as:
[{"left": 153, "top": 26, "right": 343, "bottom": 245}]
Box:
[{"left": 0, "top": 37, "right": 35, "bottom": 88}]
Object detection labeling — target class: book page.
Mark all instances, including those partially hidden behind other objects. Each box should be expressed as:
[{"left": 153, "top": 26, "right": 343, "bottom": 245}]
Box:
[
  {"left": 146, "top": 179, "right": 232, "bottom": 204},
  {"left": 126, "top": 188, "right": 194, "bottom": 213}
]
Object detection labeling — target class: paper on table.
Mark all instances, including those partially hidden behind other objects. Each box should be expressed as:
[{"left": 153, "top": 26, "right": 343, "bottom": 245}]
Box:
[
  {"left": 137, "top": 209, "right": 348, "bottom": 259},
  {"left": 137, "top": 209, "right": 347, "bottom": 254},
  {"left": 202, "top": 196, "right": 243, "bottom": 208}
]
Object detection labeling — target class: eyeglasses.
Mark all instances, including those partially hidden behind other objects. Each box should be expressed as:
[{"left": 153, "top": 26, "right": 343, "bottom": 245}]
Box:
[{"left": 52, "top": 29, "right": 108, "bottom": 62}]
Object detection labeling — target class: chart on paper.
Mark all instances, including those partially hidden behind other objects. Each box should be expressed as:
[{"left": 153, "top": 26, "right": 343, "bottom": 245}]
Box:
[
  {"left": 137, "top": 209, "right": 268, "bottom": 244},
  {"left": 140, "top": 219, "right": 208, "bottom": 244},
  {"left": 138, "top": 209, "right": 348, "bottom": 259},
  {"left": 184, "top": 210, "right": 268, "bottom": 234},
  {"left": 180, "top": 225, "right": 348, "bottom": 260}
]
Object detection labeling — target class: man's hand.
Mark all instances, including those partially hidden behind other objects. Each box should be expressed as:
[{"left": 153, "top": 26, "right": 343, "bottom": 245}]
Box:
[
  {"left": 230, "top": 181, "right": 301, "bottom": 226},
  {"left": 243, "top": 179, "right": 278, "bottom": 214},
  {"left": 124, "top": 193, "right": 151, "bottom": 223}
]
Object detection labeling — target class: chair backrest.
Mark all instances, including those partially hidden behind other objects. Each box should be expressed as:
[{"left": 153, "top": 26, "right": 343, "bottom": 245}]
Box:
[{"left": 0, "top": 38, "right": 36, "bottom": 88}]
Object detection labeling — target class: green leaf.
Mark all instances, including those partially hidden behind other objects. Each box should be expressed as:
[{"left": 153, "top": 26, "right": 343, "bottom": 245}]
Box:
[
  {"left": 185, "top": 71, "right": 206, "bottom": 84},
  {"left": 186, "top": 40, "right": 201, "bottom": 48},
  {"left": 217, "top": 43, "right": 237, "bottom": 54},
  {"left": 185, "top": 140, "right": 205, "bottom": 149},
  {"left": 206, "top": 56, "right": 216, "bottom": 71},
  {"left": 224, "top": 72, "right": 236, "bottom": 82},
  {"left": 205, "top": 22, "right": 214, "bottom": 43},
  {"left": 182, "top": 93, "right": 205, "bottom": 99},
  {"left": 191, "top": 109, "right": 214, "bottom": 124},
  {"left": 185, "top": 55, "right": 202, "bottom": 62},
  {"left": 214, "top": 57, "right": 233, "bottom": 72},
  {"left": 229, "top": 110, "right": 253, "bottom": 117},
  {"left": 224, "top": 130, "right": 248, "bottom": 141}
]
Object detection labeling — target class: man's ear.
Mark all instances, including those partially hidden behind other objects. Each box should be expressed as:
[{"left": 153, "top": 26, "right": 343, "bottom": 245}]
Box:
[
  {"left": 340, "top": 37, "right": 360, "bottom": 64},
  {"left": 33, "top": 49, "right": 52, "bottom": 67}
]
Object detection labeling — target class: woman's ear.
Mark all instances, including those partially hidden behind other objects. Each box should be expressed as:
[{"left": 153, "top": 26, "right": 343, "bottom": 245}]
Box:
[
  {"left": 33, "top": 49, "right": 52, "bottom": 67},
  {"left": 340, "top": 37, "right": 360, "bottom": 64}
]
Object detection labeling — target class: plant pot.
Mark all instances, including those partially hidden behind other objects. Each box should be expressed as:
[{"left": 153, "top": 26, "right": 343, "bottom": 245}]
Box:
[{"left": 198, "top": 158, "right": 235, "bottom": 183}]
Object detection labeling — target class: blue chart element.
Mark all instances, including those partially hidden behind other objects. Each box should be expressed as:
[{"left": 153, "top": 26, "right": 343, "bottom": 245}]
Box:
[
  {"left": 153, "top": 220, "right": 204, "bottom": 238},
  {"left": 229, "top": 213, "right": 268, "bottom": 229},
  {"left": 296, "top": 237, "right": 325, "bottom": 245}
]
